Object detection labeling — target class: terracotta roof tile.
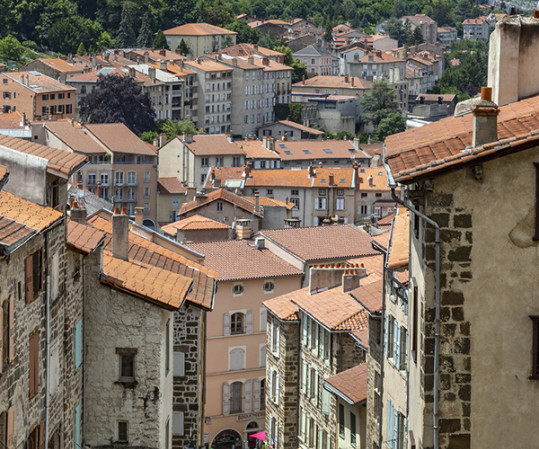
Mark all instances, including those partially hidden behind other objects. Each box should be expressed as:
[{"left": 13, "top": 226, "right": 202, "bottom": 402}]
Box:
[
  {"left": 29, "top": 58, "right": 85, "bottom": 73},
  {"left": 275, "top": 120, "right": 324, "bottom": 135},
  {"left": 243, "top": 196, "right": 295, "bottom": 210},
  {"left": 0, "top": 134, "right": 87, "bottom": 176},
  {"left": 235, "top": 140, "right": 280, "bottom": 159},
  {"left": 45, "top": 121, "right": 107, "bottom": 155},
  {"left": 263, "top": 290, "right": 301, "bottom": 321},
  {"left": 347, "top": 278, "right": 384, "bottom": 314},
  {"left": 158, "top": 177, "right": 189, "bottom": 194},
  {"left": 350, "top": 328, "right": 369, "bottom": 349},
  {"left": 293, "top": 75, "right": 372, "bottom": 90},
  {"left": 101, "top": 253, "right": 193, "bottom": 310},
  {"left": 162, "top": 215, "right": 230, "bottom": 236},
  {"left": 388, "top": 209, "right": 409, "bottom": 269},
  {"left": 180, "top": 188, "right": 263, "bottom": 217},
  {"left": 325, "top": 363, "right": 368, "bottom": 404},
  {"left": 372, "top": 231, "right": 390, "bottom": 250},
  {"left": 259, "top": 225, "right": 378, "bottom": 262},
  {"left": 67, "top": 220, "right": 106, "bottom": 254},
  {"left": 0, "top": 215, "right": 34, "bottom": 249},
  {"left": 187, "top": 239, "right": 304, "bottom": 281},
  {"left": 2, "top": 71, "right": 75, "bottom": 93},
  {"left": 347, "top": 254, "right": 384, "bottom": 277},
  {"left": 85, "top": 124, "right": 156, "bottom": 156},
  {"left": 215, "top": 43, "right": 284, "bottom": 59},
  {"left": 176, "top": 135, "right": 245, "bottom": 156},
  {"left": 0, "top": 112, "right": 26, "bottom": 130},
  {"left": 164, "top": 23, "right": 237, "bottom": 36},
  {"left": 0, "top": 164, "right": 7, "bottom": 185},
  {"left": 88, "top": 215, "right": 216, "bottom": 310},
  {"left": 273, "top": 140, "right": 367, "bottom": 161},
  {"left": 184, "top": 59, "right": 234, "bottom": 72},
  {"left": 0, "top": 191, "right": 63, "bottom": 230},
  {"left": 377, "top": 213, "right": 395, "bottom": 227},
  {"left": 385, "top": 94, "right": 539, "bottom": 182},
  {"left": 357, "top": 167, "right": 389, "bottom": 191}
]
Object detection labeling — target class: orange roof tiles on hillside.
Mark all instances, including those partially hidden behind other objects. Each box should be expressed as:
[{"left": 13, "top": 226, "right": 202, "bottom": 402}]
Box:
[
  {"left": 185, "top": 59, "right": 235, "bottom": 72},
  {"left": 463, "top": 16, "right": 488, "bottom": 24},
  {"left": 249, "top": 167, "right": 357, "bottom": 188},
  {"left": 180, "top": 188, "right": 263, "bottom": 217},
  {"left": 87, "top": 215, "right": 216, "bottom": 310},
  {"left": 0, "top": 191, "right": 63, "bottom": 230},
  {"left": 293, "top": 75, "right": 372, "bottom": 90},
  {"left": 243, "top": 196, "right": 295, "bottom": 210},
  {"left": 0, "top": 134, "right": 87, "bottom": 177},
  {"left": 264, "top": 290, "right": 301, "bottom": 321},
  {"left": 348, "top": 254, "right": 384, "bottom": 277},
  {"left": 293, "top": 287, "right": 369, "bottom": 330},
  {"left": 259, "top": 225, "right": 378, "bottom": 262},
  {"left": 274, "top": 140, "right": 367, "bottom": 161},
  {"left": 158, "top": 177, "right": 189, "bottom": 195},
  {"left": 358, "top": 52, "right": 404, "bottom": 63},
  {"left": 377, "top": 212, "right": 395, "bottom": 227},
  {"left": 67, "top": 220, "right": 106, "bottom": 254},
  {"left": 388, "top": 209, "right": 409, "bottom": 269},
  {"left": 347, "top": 278, "right": 384, "bottom": 314},
  {"left": 372, "top": 231, "right": 390, "bottom": 250},
  {"left": 164, "top": 23, "right": 237, "bottom": 36},
  {"left": 216, "top": 43, "right": 284, "bottom": 59},
  {"left": 249, "top": 56, "right": 292, "bottom": 72},
  {"left": 0, "top": 112, "right": 26, "bottom": 129},
  {"left": 0, "top": 215, "right": 35, "bottom": 250},
  {"left": 357, "top": 167, "right": 389, "bottom": 191},
  {"left": 85, "top": 124, "right": 156, "bottom": 156},
  {"left": 385, "top": 94, "right": 539, "bottom": 183},
  {"left": 325, "top": 363, "right": 368, "bottom": 404},
  {"left": 177, "top": 135, "right": 245, "bottom": 156},
  {"left": 276, "top": 120, "right": 324, "bottom": 135},
  {"left": 3, "top": 71, "right": 76, "bottom": 93},
  {"left": 187, "top": 239, "right": 304, "bottom": 281},
  {"left": 162, "top": 215, "right": 230, "bottom": 236},
  {"left": 416, "top": 93, "right": 456, "bottom": 102},
  {"left": 101, "top": 253, "right": 193, "bottom": 310},
  {"left": 235, "top": 140, "right": 280, "bottom": 159},
  {"left": 45, "top": 121, "right": 106, "bottom": 155},
  {"left": 30, "top": 58, "right": 85, "bottom": 73},
  {"left": 129, "top": 49, "right": 187, "bottom": 62}
]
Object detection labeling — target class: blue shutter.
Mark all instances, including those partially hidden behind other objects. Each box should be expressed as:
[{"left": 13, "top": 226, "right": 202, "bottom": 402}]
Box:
[
  {"left": 405, "top": 330, "right": 409, "bottom": 373},
  {"left": 394, "top": 322, "right": 400, "bottom": 369},
  {"left": 75, "top": 319, "right": 82, "bottom": 370},
  {"left": 393, "top": 409, "right": 398, "bottom": 449},
  {"left": 387, "top": 398, "right": 393, "bottom": 449},
  {"left": 384, "top": 315, "right": 389, "bottom": 358}
]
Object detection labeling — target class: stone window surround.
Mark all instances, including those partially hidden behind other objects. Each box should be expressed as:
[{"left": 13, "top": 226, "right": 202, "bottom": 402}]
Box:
[
  {"left": 232, "top": 283, "right": 245, "bottom": 296},
  {"left": 116, "top": 348, "right": 138, "bottom": 386},
  {"left": 262, "top": 280, "right": 275, "bottom": 294}
]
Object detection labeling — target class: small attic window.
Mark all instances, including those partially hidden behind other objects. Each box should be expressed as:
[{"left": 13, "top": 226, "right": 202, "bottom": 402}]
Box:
[
  {"left": 303, "top": 150, "right": 311, "bottom": 154},
  {"left": 323, "top": 148, "right": 332, "bottom": 154},
  {"left": 340, "top": 179, "right": 345, "bottom": 183},
  {"left": 285, "top": 151, "right": 292, "bottom": 155},
  {"left": 320, "top": 179, "right": 326, "bottom": 183},
  {"left": 279, "top": 144, "right": 287, "bottom": 149},
  {"left": 360, "top": 168, "right": 365, "bottom": 173}
]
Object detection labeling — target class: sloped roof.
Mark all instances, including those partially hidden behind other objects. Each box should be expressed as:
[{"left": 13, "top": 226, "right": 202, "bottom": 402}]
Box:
[
  {"left": 387, "top": 209, "right": 409, "bottom": 269},
  {"left": 158, "top": 177, "right": 189, "bottom": 195},
  {"left": 293, "top": 45, "right": 337, "bottom": 58},
  {"left": 325, "top": 363, "right": 368, "bottom": 405},
  {"left": 385, "top": 94, "right": 539, "bottom": 183},
  {"left": 176, "top": 135, "right": 245, "bottom": 156},
  {"left": 3, "top": 71, "right": 75, "bottom": 93},
  {"left": 235, "top": 140, "right": 281, "bottom": 159},
  {"left": 266, "top": 120, "right": 325, "bottom": 135},
  {"left": 243, "top": 196, "right": 295, "bottom": 210},
  {"left": 162, "top": 215, "right": 230, "bottom": 236},
  {"left": 356, "top": 167, "right": 389, "bottom": 191},
  {"left": 87, "top": 215, "right": 216, "bottom": 310},
  {"left": 402, "top": 14, "right": 436, "bottom": 25},
  {"left": 259, "top": 225, "right": 378, "bottom": 262},
  {"left": 185, "top": 59, "right": 234, "bottom": 72},
  {"left": 45, "top": 121, "right": 106, "bottom": 155},
  {"left": 0, "top": 191, "right": 63, "bottom": 231},
  {"left": 215, "top": 43, "right": 284, "bottom": 59},
  {"left": 180, "top": 188, "right": 263, "bottom": 218},
  {"left": 28, "top": 58, "right": 85, "bottom": 73},
  {"left": 0, "top": 215, "right": 35, "bottom": 251},
  {"left": 66, "top": 219, "right": 107, "bottom": 254},
  {"left": 101, "top": 253, "right": 193, "bottom": 310},
  {"left": 0, "top": 165, "right": 7, "bottom": 185},
  {"left": 0, "top": 134, "right": 87, "bottom": 177},
  {"left": 293, "top": 75, "right": 372, "bottom": 90},
  {"left": 0, "top": 112, "right": 26, "bottom": 130},
  {"left": 85, "top": 124, "right": 156, "bottom": 156},
  {"left": 164, "top": 23, "right": 237, "bottom": 36},
  {"left": 187, "top": 239, "right": 304, "bottom": 281},
  {"left": 347, "top": 278, "right": 384, "bottom": 314}
]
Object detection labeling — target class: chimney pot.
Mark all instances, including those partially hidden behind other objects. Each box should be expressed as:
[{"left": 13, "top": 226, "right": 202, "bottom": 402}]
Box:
[
  {"left": 112, "top": 208, "right": 129, "bottom": 261},
  {"left": 481, "top": 86, "right": 492, "bottom": 102},
  {"left": 134, "top": 207, "right": 144, "bottom": 226},
  {"left": 70, "top": 202, "right": 88, "bottom": 225},
  {"left": 472, "top": 86, "right": 499, "bottom": 147}
]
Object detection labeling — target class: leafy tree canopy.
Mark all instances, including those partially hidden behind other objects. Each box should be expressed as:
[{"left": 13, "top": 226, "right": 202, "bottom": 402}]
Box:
[
  {"left": 360, "top": 79, "right": 400, "bottom": 128},
  {"left": 79, "top": 75, "right": 155, "bottom": 135},
  {"left": 153, "top": 30, "right": 169, "bottom": 50},
  {"left": 375, "top": 111, "right": 406, "bottom": 140},
  {"left": 226, "top": 20, "right": 262, "bottom": 44},
  {"left": 0, "top": 34, "right": 25, "bottom": 61}
]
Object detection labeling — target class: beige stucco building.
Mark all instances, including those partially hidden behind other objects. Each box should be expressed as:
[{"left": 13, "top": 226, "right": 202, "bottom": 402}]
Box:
[{"left": 164, "top": 23, "right": 237, "bottom": 58}]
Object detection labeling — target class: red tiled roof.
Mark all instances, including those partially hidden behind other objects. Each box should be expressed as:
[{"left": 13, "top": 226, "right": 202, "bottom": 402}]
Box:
[
  {"left": 67, "top": 220, "right": 106, "bottom": 255},
  {"left": 263, "top": 290, "right": 301, "bottom": 321},
  {"left": 162, "top": 215, "right": 230, "bottom": 236},
  {"left": 388, "top": 209, "right": 409, "bottom": 269},
  {"left": 158, "top": 177, "right": 189, "bottom": 194},
  {"left": 325, "top": 363, "right": 368, "bottom": 404},
  {"left": 293, "top": 75, "right": 372, "bottom": 90},
  {"left": 2, "top": 71, "right": 75, "bottom": 93},
  {"left": 28, "top": 58, "right": 85, "bottom": 73},
  {"left": 85, "top": 124, "right": 156, "bottom": 156},
  {"left": 0, "top": 134, "right": 87, "bottom": 177},
  {"left": 177, "top": 135, "right": 246, "bottom": 156},
  {"left": 259, "top": 225, "right": 378, "bottom": 262},
  {"left": 180, "top": 188, "right": 263, "bottom": 218},
  {"left": 235, "top": 140, "right": 280, "bottom": 159},
  {"left": 0, "top": 215, "right": 34, "bottom": 250},
  {"left": 347, "top": 278, "right": 384, "bottom": 314},
  {"left": 243, "top": 196, "right": 295, "bottom": 210},
  {"left": 101, "top": 253, "right": 193, "bottom": 310},
  {"left": 88, "top": 215, "right": 216, "bottom": 310},
  {"left": 350, "top": 328, "right": 369, "bottom": 349},
  {"left": 187, "top": 239, "right": 304, "bottom": 281},
  {"left": 0, "top": 191, "right": 63, "bottom": 231},
  {"left": 385, "top": 94, "right": 539, "bottom": 183},
  {"left": 377, "top": 213, "right": 395, "bottom": 227},
  {"left": 0, "top": 112, "right": 25, "bottom": 129},
  {"left": 372, "top": 231, "right": 390, "bottom": 250},
  {"left": 273, "top": 140, "right": 365, "bottom": 161},
  {"left": 275, "top": 120, "right": 324, "bottom": 135},
  {"left": 45, "top": 121, "right": 107, "bottom": 155},
  {"left": 463, "top": 16, "right": 488, "bottom": 24},
  {"left": 357, "top": 167, "right": 389, "bottom": 191},
  {"left": 0, "top": 165, "right": 7, "bottom": 185},
  {"left": 164, "top": 23, "right": 237, "bottom": 36}
]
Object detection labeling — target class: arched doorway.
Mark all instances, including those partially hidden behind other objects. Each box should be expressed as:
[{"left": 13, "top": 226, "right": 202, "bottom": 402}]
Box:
[
  {"left": 246, "top": 421, "right": 263, "bottom": 449},
  {"left": 212, "top": 429, "right": 242, "bottom": 449}
]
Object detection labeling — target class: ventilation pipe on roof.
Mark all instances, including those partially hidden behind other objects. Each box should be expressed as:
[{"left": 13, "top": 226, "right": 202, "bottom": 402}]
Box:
[
  {"left": 472, "top": 87, "right": 499, "bottom": 148},
  {"left": 112, "top": 207, "right": 129, "bottom": 261}
]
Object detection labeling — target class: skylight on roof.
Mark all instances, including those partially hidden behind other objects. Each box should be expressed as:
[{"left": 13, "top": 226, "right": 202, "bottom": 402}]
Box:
[
  {"left": 28, "top": 71, "right": 41, "bottom": 76},
  {"left": 285, "top": 150, "right": 292, "bottom": 155},
  {"left": 321, "top": 179, "right": 326, "bottom": 183},
  {"left": 323, "top": 148, "right": 332, "bottom": 153},
  {"left": 303, "top": 150, "right": 311, "bottom": 154},
  {"left": 360, "top": 168, "right": 365, "bottom": 173},
  {"left": 279, "top": 144, "right": 287, "bottom": 149},
  {"left": 340, "top": 179, "right": 345, "bottom": 183}
]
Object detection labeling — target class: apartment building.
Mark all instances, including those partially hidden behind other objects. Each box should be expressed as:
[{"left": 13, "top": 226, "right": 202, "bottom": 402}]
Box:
[
  {"left": 463, "top": 16, "right": 490, "bottom": 41},
  {"left": 400, "top": 14, "right": 438, "bottom": 43},
  {"left": 293, "top": 45, "right": 339, "bottom": 76},
  {"left": 157, "top": 177, "right": 195, "bottom": 224},
  {"left": 161, "top": 214, "right": 231, "bottom": 243},
  {"left": 216, "top": 43, "right": 286, "bottom": 64},
  {"left": 0, "top": 71, "right": 75, "bottom": 120},
  {"left": 185, "top": 59, "right": 233, "bottom": 134},
  {"left": 158, "top": 134, "right": 245, "bottom": 191},
  {"left": 42, "top": 121, "right": 159, "bottom": 228},
  {"left": 347, "top": 51, "right": 406, "bottom": 84},
  {"left": 257, "top": 120, "right": 324, "bottom": 140},
  {"left": 185, "top": 239, "right": 304, "bottom": 449},
  {"left": 164, "top": 23, "right": 237, "bottom": 57},
  {"left": 21, "top": 57, "right": 85, "bottom": 82},
  {"left": 437, "top": 26, "right": 458, "bottom": 47},
  {"left": 355, "top": 167, "right": 395, "bottom": 223},
  {"left": 292, "top": 75, "right": 372, "bottom": 98}
]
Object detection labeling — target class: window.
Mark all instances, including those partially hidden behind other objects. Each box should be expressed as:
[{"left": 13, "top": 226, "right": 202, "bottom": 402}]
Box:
[
  {"left": 118, "top": 422, "right": 128, "bottom": 442},
  {"left": 290, "top": 197, "right": 299, "bottom": 210},
  {"left": 232, "top": 284, "right": 244, "bottom": 295},
  {"left": 337, "top": 189, "right": 344, "bottom": 196},
  {"left": 361, "top": 192, "right": 368, "bottom": 198},
  {"left": 217, "top": 201, "right": 223, "bottom": 212},
  {"left": 50, "top": 94, "right": 55, "bottom": 100},
  {"left": 230, "top": 382, "right": 242, "bottom": 413},
  {"left": 25, "top": 250, "right": 43, "bottom": 303},
  {"left": 127, "top": 171, "right": 136, "bottom": 185},
  {"left": 315, "top": 197, "right": 327, "bottom": 210},
  {"left": 291, "top": 189, "right": 299, "bottom": 196},
  {"left": 144, "top": 202, "right": 150, "bottom": 214},
  {"left": 270, "top": 370, "right": 280, "bottom": 404},
  {"left": 100, "top": 172, "right": 109, "bottom": 185},
  {"left": 74, "top": 319, "right": 82, "bottom": 370},
  {"left": 319, "top": 189, "right": 326, "bottom": 196},
  {"left": 531, "top": 316, "right": 539, "bottom": 379},
  {"left": 232, "top": 156, "right": 242, "bottom": 167},
  {"left": 267, "top": 189, "right": 273, "bottom": 195},
  {"left": 412, "top": 287, "right": 418, "bottom": 363},
  {"left": 29, "top": 329, "right": 39, "bottom": 398},
  {"left": 144, "top": 170, "right": 151, "bottom": 182},
  {"left": 114, "top": 171, "right": 124, "bottom": 186},
  {"left": 263, "top": 281, "right": 275, "bottom": 292},
  {"left": 350, "top": 412, "right": 357, "bottom": 447},
  {"left": 43, "top": 94, "right": 49, "bottom": 100},
  {"left": 231, "top": 313, "right": 245, "bottom": 335},
  {"left": 201, "top": 157, "right": 209, "bottom": 167},
  {"left": 360, "top": 205, "right": 368, "bottom": 214},
  {"left": 117, "top": 348, "right": 137, "bottom": 383},
  {"left": 66, "top": 104, "right": 72, "bottom": 114},
  {"left": 336, "top": 198, "right": 345, "bottom": 210},
  {"left": 144, "top": 187, "right": 150, "bottom": 198},
  {"left": 338, "top": 404, "right": 345, "bottom": 438},
  {"left": 215, "top": 156, "right": 224, "bottom": 166},
  {"left": 201, "top": 173, "right": 207, "bottom": 184},
  {"left": 58, "top": 93, "right": 64, "bottom": 99}
]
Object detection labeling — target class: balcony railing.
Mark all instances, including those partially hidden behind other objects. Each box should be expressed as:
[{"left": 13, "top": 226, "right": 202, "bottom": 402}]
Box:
[
  {"left": 86, "top": 179, "right": 97, "bottom": 186},
  {"left": 126, "top": 195, "right": 138, "bottom": 202},
  {"left": 114, "top": 179, "right": 124, "bottom": 186},
  {"left": 127, "top": 180, "right": 138, "bottom": 186}
]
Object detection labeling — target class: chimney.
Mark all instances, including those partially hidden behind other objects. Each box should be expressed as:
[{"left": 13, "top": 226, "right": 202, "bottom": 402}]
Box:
[
  {"left": 144, "top": 51, "right": 149, "bottom": 63},
  {"left": 266, "top": 136, "right": 275, "bottom": 151},
  {"left": 231, "top": 58, "right": 238, "bottom": 66},
  {"left": 70, "top": 201, "right": 87, "bottom": 225},
  {"left": 368, "top": 175, "right": 374, "bottom": 187},
  {"left": 376, "top": 50, "right": 382, "bottom": 57},
  {"left": 134, "top": 206, "right": 144, "bottom": 226},
  {"left": 353, "top": 137, "right": 360, "bottom": 150},
  {"left": 308, "top": 165, "right": 315, "bottom": 178},
  {"left": 112, "top": 207, "right": 129, "bottom": 261},
  {"left": 128, "top": 67, "right": 135, "bottom": 77},
  {"left": 235, "top": 218, "right": 252, "bottom": 239},
  {"left": 243, "top": 163, "right": 252, "bottom": 179},
  {"left": 254, "top": 44, "right": 259, "bottom": 51},
  {"left": 344, "top": 75, "right": 349, "bottom": 83},
  {"left": 351, "top": 77, "right": 355, "bottom": 87},
  {"left": 159, "top": 132, "right": 167, "bottom": 147},
  {"left": 342, "top": 268, "right": 366, "bottom": 293},
  {"left": 472, "top": 87, "right": 499, "bottom": 147},
  {"left": 96, "top": 182, "right": 102, "bottom": 198},
  {"left": 368, "top": 53, "right": 373, "bottom": 62},
  {"left": 180, "top": 60, "right": 185, "bottom": 70},
  {"left": 282, "top": 131, "right": 288, "bottom": 141},
  {"left": 148, "top": 67, "right": 156, "bottom": 83},
  {"left": 329, "top": 174, "right": 335, "bottom": 186},
  {"left": 302, "top": 74, "right": 305, "bottom": 85},
  {"left": 309, "top": 264, "right": 346, "bottom": 294},
  {"left": 160, "top": 61, "right": 167, "bottom": 71},
  {"left": 263, "top": 57, "right": 269, "bottom": 66},
  {"left": 255, "top": 191, "right": 260, "bottom": 213},
  {"left": 76, "top": 171, "right": 83, "bottom": 189},
  {"left": 159, "top": 49, "right": 166, "bottom": 57}
]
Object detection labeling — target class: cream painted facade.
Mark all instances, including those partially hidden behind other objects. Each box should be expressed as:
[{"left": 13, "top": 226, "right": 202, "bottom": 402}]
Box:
[
  {"left": 166, "top": 34, "right": 237, "bottom": 58},
  {"left": 204, "top": 276, "right": 303, "bottom": 448}
]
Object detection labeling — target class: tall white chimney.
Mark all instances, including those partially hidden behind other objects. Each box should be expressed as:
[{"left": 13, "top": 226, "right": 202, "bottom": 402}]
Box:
[{"left": 112, "top": 207, "right": 129, "bottom": 261}]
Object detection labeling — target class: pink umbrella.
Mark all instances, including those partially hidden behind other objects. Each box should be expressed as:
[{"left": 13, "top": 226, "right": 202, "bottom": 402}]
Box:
[{"left": 249, "top": 432, "right": 265, "bottom": 442}]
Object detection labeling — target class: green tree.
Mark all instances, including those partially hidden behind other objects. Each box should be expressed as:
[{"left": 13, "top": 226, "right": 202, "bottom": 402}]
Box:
[
  {"left": 116, "top": 2, "right": 136, "bottom": 48},
  {"left": 177, "top": 38, "right": 190, "bottom": 55},
  {"left": 76, "top": 42, "right": 86, "bottom": 55},
  {"left": 137, "top": 13, "right": 154, "bottom": 47},
  {"left": 323, "top": 23, "right": 333, "bottom": 43},
  {"left": 226, "top": 20, "right": 261, "bottom": 44},
  {"left": 200, "top": 0, "right": 233, "bottom": 27},
  {"left": 153, "top": 30, "right": 169, "bottom": 50},
  {"left": 407, "top": 26, "right": 424, "bottom": 45},
  {"left": 289, "top": 103, "right": 303, "bottom": 123},
  {"left": 97, "top": 31, "right": 114, "bottom": 51},
  {"left": 385, "top": 17, "right": 407, "bottom": 46},
  {"left": 375, "top": 111, "right": 406, "bottom": 140},
  {"left": 258, "top": 33, "right": 274, "bottom": 49},
  {"left": 0, "top": 34, "right": 24, "bottom": 61},
  {"left": 360, "top": 79, "right": 400, "bottom": 128},
  {"left": 80, "top": 75, "right": 155, "bottom": 135},
  {"left": 274, "top": 44, "right": 307, "bottom": 83}
]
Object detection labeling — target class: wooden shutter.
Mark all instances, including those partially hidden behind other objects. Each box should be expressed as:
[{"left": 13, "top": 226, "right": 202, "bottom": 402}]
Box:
[
  {"left": 384, "top": 314, "right": 389, "bottom": 358},
  {"left": 29, "top": 331, "right": 39, "bottom": 398},
  {"left": 6, "top": 407, "right": 14, "bottom": 449},
  {"left": 223, "top": 313, "right": 230, "bottom": 336},
  {"left": 8, "top": 295, "right": 14, "bottom": 362},
  {"left": 253, "top": 379, "right": 260, "bottom": 411},
  {"left": 394, "top": 322, "right": 400, "bottom": 369},
  {"left": 40, "top": 248, "right": 44, "bottom": 292},
  {"left": 25, "top": 256, "right": 33, "bottom": 304},
  {"left": 222, "top": 383, "right": 230, "bottom": 415},
  {"left": 387, "top": 398, "right": 393, "bottom": 449},
  {"left": 243, "top": 379, "right": 252, "bottom": 413},
  {"left": 74, "top": 319, "right": 82, "bottom": 370},
  {"left": 39, "top": 422, "right": 45, "bottom": 449},
  {"left": 246, "top": 311, "right": 253, "bottom": 334}
]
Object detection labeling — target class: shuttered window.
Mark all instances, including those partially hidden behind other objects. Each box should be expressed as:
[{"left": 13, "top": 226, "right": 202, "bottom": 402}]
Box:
[
  {"left": 230, "top": 381, "right": 242, "bottom": 413},
  {"left": 25, "top": 250, "right": 43, "bottom": 304},
  {"left": 29, "top": 330, "right": 39, "bottom": 398},
  {"left": 531, "top": 316, "right": 539, "bottom": 379},
  {"left": 74, "top": 319, "right": 82, "bottom": 370}
]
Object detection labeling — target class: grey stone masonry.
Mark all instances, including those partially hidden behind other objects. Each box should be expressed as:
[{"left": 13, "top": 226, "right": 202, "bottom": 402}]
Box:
[{"left": 366, "top": 316, "right": 382, "bottom": 449}]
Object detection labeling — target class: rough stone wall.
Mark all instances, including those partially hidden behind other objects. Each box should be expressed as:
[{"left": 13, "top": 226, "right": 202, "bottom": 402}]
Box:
[
  {"left": 172, "top": 304, "right": 204, "bottom": 448},
  {"left": 265, "top": 318, "right": 298, "bottom": 449},
  {"left": 417, "top": 190, "right": 473, "bottom": 449},
  {"left": 366, "top": 316, "right": 382, "bottom": 449}
]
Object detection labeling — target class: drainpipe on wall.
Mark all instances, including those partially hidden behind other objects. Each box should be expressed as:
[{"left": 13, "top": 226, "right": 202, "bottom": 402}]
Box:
[
  {"left": 385, "top": 162, "right": 440, "bottom": 449},
  {"left": 295, "top": 318, "right": 302, "bottom": 449},
  {"left": 44, "top": 231, "right": 51, "bottom": 449}
]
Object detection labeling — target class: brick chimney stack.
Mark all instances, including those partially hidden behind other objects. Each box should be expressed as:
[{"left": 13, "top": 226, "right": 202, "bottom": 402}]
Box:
[
  {"left": 112, "top": 207, "right": 129, "bottom": 261},
  {"left": 70, "top": 201, "right": 87, "bottom": 225},
  {"left": 134, "top": 207, "right": 144, "bottom": 226},
  {"left": 472, "top": 87, "right": 499, "bottom": 148}
]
